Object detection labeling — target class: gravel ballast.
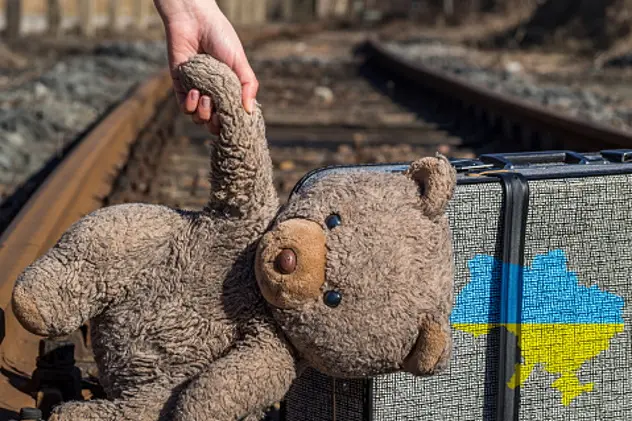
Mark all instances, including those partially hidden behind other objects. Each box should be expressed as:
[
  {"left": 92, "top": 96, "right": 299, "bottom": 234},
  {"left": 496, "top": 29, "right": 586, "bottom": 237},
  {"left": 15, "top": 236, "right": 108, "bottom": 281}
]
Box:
[
  {"left": 384, "top": 40, "right": 632, "bottom": 133},
  {"left": 0, "top": 41, "right": 167, "bottom": 198}
]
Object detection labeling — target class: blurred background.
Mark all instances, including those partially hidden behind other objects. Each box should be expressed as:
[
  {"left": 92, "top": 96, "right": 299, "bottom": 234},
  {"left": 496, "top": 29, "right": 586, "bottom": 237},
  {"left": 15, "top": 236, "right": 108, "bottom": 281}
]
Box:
[
  {"left": 1, "top": 0, "right": 631, "bottom": 206},
  {"left": 2, "top": 1, "right": 631, "bottom": 52}
]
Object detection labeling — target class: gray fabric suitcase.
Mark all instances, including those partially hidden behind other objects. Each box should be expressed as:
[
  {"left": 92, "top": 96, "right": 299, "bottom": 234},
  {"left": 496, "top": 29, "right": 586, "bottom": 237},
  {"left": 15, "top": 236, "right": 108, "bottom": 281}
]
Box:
[{"left": 278, "top": 150, "right": 632, "bottom": 421}]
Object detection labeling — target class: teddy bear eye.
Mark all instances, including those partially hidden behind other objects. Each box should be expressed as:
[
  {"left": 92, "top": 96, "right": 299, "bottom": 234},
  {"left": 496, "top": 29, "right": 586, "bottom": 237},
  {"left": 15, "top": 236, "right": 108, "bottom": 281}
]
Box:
[
  {"left": 325, "top": 214, "right": 341, "bottom": 230},
  {"left": 323, "top": 290, "right": 342, "bottom": 308}
]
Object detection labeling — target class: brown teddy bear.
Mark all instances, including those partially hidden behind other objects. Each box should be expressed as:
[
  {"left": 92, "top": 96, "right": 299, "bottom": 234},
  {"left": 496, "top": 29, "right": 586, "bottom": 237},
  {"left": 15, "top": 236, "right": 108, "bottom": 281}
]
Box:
[{"left": 11, "top": 54, "right": 457, "bottom": 421}]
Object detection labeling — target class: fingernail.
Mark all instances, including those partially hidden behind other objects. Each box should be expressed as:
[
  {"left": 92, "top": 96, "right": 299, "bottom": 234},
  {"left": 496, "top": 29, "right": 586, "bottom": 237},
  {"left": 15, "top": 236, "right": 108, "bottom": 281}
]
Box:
[
  {"left": 202, "top": 96, "right": 211, "bottom": 108},
  {"left": 190, "top": 90, "right": 199, "bottom": 101}
]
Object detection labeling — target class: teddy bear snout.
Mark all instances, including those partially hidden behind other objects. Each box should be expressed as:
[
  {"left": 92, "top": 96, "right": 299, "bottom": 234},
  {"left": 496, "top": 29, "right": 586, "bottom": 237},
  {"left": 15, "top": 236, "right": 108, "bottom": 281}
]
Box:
[{"left": 255, "top": 219, "right": 326, "bottom": 309}]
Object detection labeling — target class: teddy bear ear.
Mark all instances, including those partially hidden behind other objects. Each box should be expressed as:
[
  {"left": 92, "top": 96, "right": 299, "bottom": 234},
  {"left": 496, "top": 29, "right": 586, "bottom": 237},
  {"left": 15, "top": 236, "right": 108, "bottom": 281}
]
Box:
[{"left": 404, "top": 153, "right": 456, "bottom": 219}]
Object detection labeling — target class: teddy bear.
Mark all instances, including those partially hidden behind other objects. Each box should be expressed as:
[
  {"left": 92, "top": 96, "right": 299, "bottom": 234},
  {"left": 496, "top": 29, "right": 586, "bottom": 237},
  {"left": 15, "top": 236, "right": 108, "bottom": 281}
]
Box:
[{"left": 11, "top": 54, "right": 457, "bottom": 421}]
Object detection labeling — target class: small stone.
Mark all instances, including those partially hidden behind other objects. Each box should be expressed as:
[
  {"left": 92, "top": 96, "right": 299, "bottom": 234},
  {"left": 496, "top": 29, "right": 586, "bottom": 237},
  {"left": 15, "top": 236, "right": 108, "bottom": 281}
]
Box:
[
  {"left": 6, "top": 131, "right": 25, "bottom": 147},
  {"left": 352, "top": 132, "right": 367, "bottom": 143},
  {"left": 278, "top": 160, "right": 296, "bottom": 171},
  {"left": 553, "top": 97, "right": 574, "bottom": 110},
  {"left": 504, "top": 61, "right": 523, "bottom": 74},
  {"left": 336, "top": 144, "right": 354, "bottom": 157},
  {"left": 581, "top": 91, "right": 599, "bottom": 108},
  {"left": 314, "top": 86, "right": 334, "bottom": 105},
  {"left": 437, "top": 144, "right": 451, "bottom": 155},
  {"left": 34, "top": 82, "right": 49, "bottom": 98}
]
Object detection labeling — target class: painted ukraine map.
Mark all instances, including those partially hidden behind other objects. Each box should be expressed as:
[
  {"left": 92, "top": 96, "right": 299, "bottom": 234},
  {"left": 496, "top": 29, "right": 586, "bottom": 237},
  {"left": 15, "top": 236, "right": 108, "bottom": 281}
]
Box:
[{"left": 450, "top": 249, "right": 625, "bottom": 406}]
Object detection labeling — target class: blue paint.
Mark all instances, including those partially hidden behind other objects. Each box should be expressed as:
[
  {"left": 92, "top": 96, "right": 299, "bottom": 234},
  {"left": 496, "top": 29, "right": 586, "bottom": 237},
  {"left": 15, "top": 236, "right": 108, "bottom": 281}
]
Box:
[{"left": 450, "top": 250, "right": 625, "bottom": 325}]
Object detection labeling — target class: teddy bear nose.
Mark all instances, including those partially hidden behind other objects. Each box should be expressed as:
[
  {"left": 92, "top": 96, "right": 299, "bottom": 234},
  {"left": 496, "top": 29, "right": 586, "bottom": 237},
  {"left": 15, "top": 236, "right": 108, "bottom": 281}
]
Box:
[
  {"left": 275, "top": 249, "right": 297, "bottom": 274},
  {"left": 255, "top": 219, "right": 326, "bottom": 309}
]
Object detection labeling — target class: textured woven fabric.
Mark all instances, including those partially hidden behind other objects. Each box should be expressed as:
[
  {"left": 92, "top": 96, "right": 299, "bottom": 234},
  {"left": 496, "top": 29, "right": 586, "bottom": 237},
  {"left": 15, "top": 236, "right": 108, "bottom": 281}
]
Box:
[
  {"left": 516, "top": 175, "right": 632, "bottom": 420},
  {"left": 284, "top": 368, "right": 367, "bottom": 421},
  {"left": 284, "top": 171, "right": 632, "bottom": 421}
]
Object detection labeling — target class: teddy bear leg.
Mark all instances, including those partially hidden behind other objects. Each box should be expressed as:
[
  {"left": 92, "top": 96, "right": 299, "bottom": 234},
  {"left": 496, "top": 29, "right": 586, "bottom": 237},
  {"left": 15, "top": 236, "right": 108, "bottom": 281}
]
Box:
[
  {"left": 173, "top": 333, "right": 297, "bottom": 421},
  {"left": 48, "top": 387, "right": 173, "bottom": 421},
  {"left": 48, "top": 400, "right": 120, "bottom": 421},
  {"left": 402, "top": 315, "right": 452, "bottom": 376},
  {"left": 12, "top": 204, "right": 183, "bottom": 338}
]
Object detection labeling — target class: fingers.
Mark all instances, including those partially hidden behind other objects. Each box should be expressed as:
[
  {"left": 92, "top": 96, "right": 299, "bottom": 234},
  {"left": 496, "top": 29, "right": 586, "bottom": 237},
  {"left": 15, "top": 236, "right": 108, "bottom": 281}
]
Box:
[
  {"left": 242, "top": 79, "right": 259, "bottom": 114},
  {"left": 190, "top": 94, "right": 212, "bottom": 125},
  {"left": 197, "top": 96, "right": 212, "bottom": 123},
  {"left": 184, "top": 89, "right": 200, "bottom": 114},
  {"left": 168, "top": 44, "right": 216, "bottom": 129},
  {"left": 233, "top": 54, "right": 259, "bottom": 113},
  {"left": 182, "top": 90, "right": 220, "bottom": 131}
]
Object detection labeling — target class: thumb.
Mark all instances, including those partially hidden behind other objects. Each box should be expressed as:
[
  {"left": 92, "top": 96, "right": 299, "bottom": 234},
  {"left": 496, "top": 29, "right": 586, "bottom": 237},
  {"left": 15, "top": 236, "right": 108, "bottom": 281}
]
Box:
[
  {"left": 233, "top": 54, "right": 259, "bottom": 114},
  {"left": 166, "top": 30, "right": 199, "bottom": 107}
]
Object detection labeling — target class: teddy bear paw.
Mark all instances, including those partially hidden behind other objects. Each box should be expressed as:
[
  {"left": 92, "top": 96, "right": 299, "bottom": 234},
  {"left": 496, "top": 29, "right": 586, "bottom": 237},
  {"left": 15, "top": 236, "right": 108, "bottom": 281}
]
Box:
[{"left": 402, "top": 316, "right": 452, "bottom": 377}]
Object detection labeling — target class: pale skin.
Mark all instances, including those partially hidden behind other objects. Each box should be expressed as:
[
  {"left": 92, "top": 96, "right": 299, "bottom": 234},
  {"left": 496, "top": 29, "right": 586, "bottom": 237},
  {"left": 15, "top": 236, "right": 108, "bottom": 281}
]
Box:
[{"left": 153, "top": 0, "right": 258, "bottom": 134}]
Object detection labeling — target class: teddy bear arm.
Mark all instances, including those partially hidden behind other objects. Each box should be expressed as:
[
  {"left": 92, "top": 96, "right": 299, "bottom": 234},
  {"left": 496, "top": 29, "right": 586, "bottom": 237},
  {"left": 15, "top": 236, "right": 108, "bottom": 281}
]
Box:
[
  {"left": 178, "top": 54, "right": 278, "bottom": 220},
  {"left": 402, "top": 313, "right": 452, "bottom": 377},
  {"left": 12, "top": 204, "right": 184, "bottom": 337},
  {"left": 173, "top": 332, "right": 298, "bottom": 421}
]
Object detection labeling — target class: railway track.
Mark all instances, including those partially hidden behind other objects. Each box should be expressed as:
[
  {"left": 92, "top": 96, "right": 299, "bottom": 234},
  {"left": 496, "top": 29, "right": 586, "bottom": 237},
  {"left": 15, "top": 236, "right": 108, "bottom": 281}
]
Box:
[
  {"left": 1, "top": 27, "right": 632, "bottom": 421},
  {"left": 362, "top": 38, "right": 632, "bottom": 153}
]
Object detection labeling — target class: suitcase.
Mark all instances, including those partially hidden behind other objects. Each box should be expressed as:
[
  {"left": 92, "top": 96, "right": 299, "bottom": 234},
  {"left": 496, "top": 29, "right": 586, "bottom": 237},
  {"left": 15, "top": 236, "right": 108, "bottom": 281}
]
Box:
[{"left": 278, "top": 150, "right": 632, "bottom": 421}]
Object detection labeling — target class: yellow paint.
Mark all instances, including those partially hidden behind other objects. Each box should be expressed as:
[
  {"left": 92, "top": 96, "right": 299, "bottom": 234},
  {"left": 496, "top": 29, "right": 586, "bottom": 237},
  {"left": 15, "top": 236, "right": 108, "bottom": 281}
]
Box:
[
  {"left": 453, "top": 323, "right": 499, "bottom": 337},
  {"left": 453, "top": 323, "right": 625, "bottom": 406}
]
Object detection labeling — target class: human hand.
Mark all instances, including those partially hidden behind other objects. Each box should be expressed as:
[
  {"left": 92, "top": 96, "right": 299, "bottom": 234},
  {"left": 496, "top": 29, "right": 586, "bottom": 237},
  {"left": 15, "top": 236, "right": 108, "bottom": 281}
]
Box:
[{"left": 154, "top": 0, "right": 259, "bottom": 134}]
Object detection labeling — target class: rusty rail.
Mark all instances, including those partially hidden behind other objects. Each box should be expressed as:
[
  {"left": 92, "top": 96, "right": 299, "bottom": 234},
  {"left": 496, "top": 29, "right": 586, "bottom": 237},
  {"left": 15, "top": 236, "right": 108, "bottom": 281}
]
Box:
[{"left": 363, "top": 39, "right": 632, "bottom": 151}]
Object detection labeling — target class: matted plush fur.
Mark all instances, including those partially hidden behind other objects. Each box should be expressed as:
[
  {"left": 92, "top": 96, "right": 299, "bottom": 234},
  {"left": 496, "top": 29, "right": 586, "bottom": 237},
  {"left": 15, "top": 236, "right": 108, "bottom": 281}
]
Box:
[{"left": 11, "top": 54, "right": 457, "bottom": 421}]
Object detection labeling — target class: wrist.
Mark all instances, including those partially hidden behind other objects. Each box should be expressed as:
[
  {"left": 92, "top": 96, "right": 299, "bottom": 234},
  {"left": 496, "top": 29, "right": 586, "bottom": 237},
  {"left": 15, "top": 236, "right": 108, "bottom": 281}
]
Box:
[{"left": 154, "top": 0, "right": 219, "bottom": 25}]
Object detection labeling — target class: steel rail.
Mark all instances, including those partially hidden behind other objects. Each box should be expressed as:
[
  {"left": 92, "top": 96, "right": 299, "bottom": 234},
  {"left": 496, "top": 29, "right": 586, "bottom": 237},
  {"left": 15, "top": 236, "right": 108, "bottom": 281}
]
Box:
[{"left": 363, "top": 39, "right": 632, "bottom": 151}]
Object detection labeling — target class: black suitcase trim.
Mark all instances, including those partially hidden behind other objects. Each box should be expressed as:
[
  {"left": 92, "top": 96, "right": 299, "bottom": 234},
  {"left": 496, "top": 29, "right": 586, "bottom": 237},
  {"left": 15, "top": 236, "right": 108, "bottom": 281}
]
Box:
[
  {"left": 363, "top": 378, "right": 373, "bottom": 421},
  {"left": 490, "top": 173, "right": 529, "bottom": 421}
]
